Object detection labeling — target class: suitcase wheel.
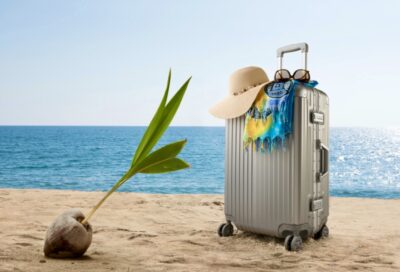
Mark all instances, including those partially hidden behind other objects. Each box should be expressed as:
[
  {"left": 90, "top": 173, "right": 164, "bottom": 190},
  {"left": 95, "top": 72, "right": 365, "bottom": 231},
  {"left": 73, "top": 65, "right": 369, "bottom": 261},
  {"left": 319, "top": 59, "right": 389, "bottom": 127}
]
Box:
[
  {"left": 313, "top": 225, "right": 329, "bottom": 240},
  {"left": 284, "top": 235, "right": 303, "bottom": 251},
  {"left": 217, "top": 223, "right": 234, "bottom": 237}
]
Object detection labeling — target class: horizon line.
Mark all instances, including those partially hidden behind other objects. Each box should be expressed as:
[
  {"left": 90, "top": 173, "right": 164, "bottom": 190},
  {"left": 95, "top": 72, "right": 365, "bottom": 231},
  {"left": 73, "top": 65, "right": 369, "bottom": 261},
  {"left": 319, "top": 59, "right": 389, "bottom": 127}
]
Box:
[{"left": 0, "top": 125, "right": 399, "bottom": 129}]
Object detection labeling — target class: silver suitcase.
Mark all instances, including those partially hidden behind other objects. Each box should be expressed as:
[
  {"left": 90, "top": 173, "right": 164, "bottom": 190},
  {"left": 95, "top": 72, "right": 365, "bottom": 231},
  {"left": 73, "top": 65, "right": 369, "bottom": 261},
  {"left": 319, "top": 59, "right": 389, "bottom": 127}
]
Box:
[{"left": 218, "top": 43, "right": 330, "bottom": 251}]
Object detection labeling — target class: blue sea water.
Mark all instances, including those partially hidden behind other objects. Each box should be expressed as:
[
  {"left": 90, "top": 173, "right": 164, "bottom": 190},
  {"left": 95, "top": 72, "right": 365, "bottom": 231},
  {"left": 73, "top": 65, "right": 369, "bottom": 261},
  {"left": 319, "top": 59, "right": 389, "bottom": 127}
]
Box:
[{"left": 0, "top": 126, "right": 399, "bottom": 198}]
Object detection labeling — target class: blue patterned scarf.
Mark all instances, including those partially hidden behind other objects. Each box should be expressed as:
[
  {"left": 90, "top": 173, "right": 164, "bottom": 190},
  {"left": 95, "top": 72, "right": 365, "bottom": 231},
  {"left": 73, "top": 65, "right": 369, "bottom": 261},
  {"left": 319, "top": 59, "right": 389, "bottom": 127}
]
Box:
[{"left": 243, "top": 80, "right": 318, "bottom": 152}]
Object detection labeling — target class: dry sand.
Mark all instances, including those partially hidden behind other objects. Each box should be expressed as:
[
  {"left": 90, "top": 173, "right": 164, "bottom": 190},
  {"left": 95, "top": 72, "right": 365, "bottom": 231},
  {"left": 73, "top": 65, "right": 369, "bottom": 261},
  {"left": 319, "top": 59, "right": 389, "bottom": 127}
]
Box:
[{"left": 0, "top": 189, "right": 399, "bottom": 272}]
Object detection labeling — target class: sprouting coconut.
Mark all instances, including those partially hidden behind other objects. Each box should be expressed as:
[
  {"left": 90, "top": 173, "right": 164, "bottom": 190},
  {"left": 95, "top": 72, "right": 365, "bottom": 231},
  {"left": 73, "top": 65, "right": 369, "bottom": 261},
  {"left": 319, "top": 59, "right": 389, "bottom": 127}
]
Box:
[
  {"left": 44, "top": 71, "right": 191, "bottom": 258},
  {"left": 44, "top": 209, "right": 92, "bottom": 258}
]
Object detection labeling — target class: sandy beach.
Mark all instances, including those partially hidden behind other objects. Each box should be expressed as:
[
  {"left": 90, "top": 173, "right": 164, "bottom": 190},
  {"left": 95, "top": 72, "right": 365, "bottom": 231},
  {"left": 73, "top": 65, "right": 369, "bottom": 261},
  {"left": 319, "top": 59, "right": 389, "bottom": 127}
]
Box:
[{"left": 0, "top": 189, "right": 399, "bottom": 272}]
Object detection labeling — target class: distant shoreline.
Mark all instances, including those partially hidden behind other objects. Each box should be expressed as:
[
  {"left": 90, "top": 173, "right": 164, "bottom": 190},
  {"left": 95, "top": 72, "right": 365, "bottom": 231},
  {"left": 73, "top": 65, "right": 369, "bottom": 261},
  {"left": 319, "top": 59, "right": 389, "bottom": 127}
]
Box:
[{"left": 1, "top": 187, "right": 399, "bottom": 200}]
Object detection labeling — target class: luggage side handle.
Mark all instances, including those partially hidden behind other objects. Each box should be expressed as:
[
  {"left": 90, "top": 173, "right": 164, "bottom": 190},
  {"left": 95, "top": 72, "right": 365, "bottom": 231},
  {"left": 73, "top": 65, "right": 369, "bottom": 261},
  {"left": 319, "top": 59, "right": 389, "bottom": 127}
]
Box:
[
  {"left": 276, "top": 42, "right": 309, "bottom": 70},
  {"left": 317, "top": 139, "right": 329, "bottom": 180}
]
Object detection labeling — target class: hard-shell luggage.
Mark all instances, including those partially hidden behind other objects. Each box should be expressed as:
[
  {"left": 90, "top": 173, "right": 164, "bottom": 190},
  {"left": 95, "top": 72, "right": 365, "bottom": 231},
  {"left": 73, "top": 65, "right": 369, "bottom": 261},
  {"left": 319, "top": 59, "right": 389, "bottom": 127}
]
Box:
[{"left": 217, "top": 43, "right": 330, "bottom": 251}]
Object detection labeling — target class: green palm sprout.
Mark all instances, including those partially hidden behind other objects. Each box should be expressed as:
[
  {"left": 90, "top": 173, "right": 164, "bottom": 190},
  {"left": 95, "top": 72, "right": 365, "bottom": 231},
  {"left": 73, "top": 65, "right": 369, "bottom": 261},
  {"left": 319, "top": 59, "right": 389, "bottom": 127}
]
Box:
[{"left": 81, "top": 70, "right": 191, "bottom": 224}]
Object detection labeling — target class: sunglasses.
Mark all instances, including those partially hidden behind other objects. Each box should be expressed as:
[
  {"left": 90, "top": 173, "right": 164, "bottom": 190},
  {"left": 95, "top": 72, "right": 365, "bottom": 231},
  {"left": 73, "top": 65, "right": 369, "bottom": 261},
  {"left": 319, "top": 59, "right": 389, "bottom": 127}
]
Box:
[{"left": 274, "top": 69, "right": 310, "bottom": 82}]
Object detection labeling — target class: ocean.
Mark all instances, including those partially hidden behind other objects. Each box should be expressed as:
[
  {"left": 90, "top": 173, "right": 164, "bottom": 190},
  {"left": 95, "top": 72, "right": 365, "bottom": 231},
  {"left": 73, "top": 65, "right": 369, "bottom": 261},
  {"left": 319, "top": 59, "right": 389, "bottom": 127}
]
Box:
[{"left": 0, "top": 126, "right": 399, "bottom": 198}]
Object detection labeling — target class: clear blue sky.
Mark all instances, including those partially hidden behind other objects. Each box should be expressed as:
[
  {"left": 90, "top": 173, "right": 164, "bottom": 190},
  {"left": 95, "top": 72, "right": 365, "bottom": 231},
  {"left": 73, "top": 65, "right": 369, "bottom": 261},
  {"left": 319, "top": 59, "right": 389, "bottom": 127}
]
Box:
[{"left": 1, "top": 0, "right": 399, "bottom": 126}]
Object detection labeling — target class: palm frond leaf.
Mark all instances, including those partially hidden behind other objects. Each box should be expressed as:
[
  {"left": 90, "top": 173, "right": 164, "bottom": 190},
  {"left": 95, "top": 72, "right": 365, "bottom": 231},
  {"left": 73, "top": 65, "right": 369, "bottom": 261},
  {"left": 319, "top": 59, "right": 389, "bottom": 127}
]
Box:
[{"left": 139, "top": 157, "right": 190, "bottom": 174}]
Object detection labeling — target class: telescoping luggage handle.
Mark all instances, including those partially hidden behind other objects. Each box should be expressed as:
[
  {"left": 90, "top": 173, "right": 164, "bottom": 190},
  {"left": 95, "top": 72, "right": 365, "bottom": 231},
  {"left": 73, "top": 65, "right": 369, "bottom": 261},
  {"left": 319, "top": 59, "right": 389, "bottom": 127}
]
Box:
[{"left": 276, "top": 42, "right": 309, "bottom": 70}]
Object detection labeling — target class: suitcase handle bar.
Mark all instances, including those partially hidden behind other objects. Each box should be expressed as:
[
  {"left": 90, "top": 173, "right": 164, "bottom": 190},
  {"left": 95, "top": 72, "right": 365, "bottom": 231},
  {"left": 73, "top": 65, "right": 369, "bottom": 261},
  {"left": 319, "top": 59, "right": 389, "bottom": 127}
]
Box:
[
  {"left": 276, "top": 43, "right": 309, "bottom": 57},
  {"left": 317, "top": 140, "right": 329, "bottom": 179},
  {"left": 276, "top": 42, "right": 309, "bottom": 70}
]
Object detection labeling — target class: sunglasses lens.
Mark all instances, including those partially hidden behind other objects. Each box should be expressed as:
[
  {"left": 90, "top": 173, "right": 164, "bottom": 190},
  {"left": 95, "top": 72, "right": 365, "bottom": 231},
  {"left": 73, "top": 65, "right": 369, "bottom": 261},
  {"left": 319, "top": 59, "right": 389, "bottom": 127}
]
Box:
[
  {"left": 274, "top": 69, "right": 290, "bottom": 81},
  {"left": 293, "top": 70, "right": 310, "bottom": 81}
]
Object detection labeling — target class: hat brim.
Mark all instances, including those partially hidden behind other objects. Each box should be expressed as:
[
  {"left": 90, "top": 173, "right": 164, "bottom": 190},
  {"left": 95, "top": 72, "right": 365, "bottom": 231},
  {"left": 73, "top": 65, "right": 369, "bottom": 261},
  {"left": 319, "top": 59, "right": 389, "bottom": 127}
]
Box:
[{"left": 209, "top": 82, "right": 268, "bottom": 119}]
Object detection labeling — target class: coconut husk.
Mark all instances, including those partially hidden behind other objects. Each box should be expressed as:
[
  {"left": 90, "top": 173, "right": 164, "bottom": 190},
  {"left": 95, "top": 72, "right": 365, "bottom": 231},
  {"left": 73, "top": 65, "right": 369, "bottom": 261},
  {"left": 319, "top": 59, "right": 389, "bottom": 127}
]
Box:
[{"left": 44, "top": 209, "right": 92, "bottom": 258}]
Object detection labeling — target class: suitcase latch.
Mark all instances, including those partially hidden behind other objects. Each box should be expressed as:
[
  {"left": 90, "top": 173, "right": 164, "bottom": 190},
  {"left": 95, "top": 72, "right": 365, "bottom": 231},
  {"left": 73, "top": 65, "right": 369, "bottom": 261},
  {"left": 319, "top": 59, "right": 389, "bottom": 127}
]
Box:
[
  {"left": 311, "top": 112, "right": 324, "bottom": 124},
  {"left": 311, "top": 198, "right": 323, "bottom": 211}
]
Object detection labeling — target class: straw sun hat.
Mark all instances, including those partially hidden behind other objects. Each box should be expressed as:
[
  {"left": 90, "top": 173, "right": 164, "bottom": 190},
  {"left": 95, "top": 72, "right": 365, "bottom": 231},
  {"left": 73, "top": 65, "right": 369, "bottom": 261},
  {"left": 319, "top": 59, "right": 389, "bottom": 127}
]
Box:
[{"left": 209, "top": 66, "right": 270, "bottom": 119}]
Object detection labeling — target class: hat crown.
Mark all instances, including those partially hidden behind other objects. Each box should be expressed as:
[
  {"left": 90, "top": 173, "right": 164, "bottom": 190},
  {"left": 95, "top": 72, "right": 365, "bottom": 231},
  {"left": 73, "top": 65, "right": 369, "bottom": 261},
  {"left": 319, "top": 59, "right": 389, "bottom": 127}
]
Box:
[{"left": 229, "top": 66, "right": 269, "bottom": 96}]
